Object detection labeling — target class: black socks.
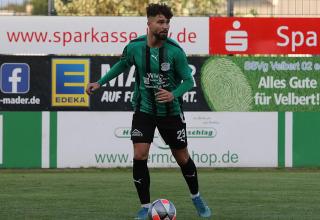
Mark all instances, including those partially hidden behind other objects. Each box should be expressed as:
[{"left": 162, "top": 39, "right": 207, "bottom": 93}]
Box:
[
  {"left": 133, "top": 157, "right": 199, "bottom": 205},
  {"left": 133, "top": 159, "right": 150, "bottom": 204},
  {"left": 180, "top": 157, "right": 199, "bottom": 195}
]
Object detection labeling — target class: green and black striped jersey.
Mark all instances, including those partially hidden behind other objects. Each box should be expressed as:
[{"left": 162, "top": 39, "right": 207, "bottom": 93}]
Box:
[{"left": 98, "top": 35, "right": 194, "bottom": 116}]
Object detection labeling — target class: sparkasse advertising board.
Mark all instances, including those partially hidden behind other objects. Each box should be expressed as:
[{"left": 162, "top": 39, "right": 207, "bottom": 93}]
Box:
[
  {"left": 0, "top": 16, "right": 208, "bottom": 55},
  {"left": 210, "top": 17, "right": 320, "bottom": 54}
]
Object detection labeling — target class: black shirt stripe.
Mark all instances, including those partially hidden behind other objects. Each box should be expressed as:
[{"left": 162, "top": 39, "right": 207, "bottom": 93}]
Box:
[
  {"left": 146, "top": 46, "right": 157, "bottom": 115},
  {"left": 159, "top": 47, "right": 171, "bottom": 116}
]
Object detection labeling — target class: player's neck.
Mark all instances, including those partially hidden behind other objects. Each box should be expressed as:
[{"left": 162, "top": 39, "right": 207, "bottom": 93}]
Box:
[{"left": 147, "top": 34, "right": 165, "bottom": 48}]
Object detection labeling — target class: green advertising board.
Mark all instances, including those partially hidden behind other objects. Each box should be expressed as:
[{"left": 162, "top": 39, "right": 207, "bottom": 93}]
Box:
[
  {"left": 0, "top": 112, "right": 57, "bottom": 168},
  {"left": 201, "top": 57, "right": 320, "bottom": 112}
]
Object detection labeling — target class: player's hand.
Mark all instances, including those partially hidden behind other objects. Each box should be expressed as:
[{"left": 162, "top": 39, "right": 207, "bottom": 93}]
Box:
[
  {"left": 155, "top": 88, "right": 174, "bottom": 103},
  {"left": 86, "top": 82, "right": 100, "bottom": 95}
]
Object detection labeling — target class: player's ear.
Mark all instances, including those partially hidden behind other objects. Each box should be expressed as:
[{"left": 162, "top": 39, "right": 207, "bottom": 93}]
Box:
[{"left": 147, "top": 16, "right": 154, "bottom": 26}]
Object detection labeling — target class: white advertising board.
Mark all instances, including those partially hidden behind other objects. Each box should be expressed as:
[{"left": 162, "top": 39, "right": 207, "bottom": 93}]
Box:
[
  {"left": 57, "top": 112, "right": 277, "bottom": 168},
  {"left": 0, "top": 16, "right": 208, "bottom": 55}
]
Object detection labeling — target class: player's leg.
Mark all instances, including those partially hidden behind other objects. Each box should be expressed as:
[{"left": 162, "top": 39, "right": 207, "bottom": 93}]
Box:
[
  {"left": 157, "top": 114, "right": 199, "bottom": 194},
  {"left": 171, "top": 147, "right": 211, "bottom": 218},
  {"left": 131, "top": 111, "right": 156, "bottom": 220},
  {"left": 157, "top": 114, "right": 212, "bottom": 218},
  {"left": 171, "top": 147, "right": 198, "bottom": 196},
  {"left": 133, "top": 143, "right": 151, "bottom": 220},
  {"left": 133, "top": 143, "right": 151, "bottom": 205}
]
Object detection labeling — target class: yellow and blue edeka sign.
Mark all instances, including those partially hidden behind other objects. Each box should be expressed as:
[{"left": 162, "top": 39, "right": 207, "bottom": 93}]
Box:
[{"left": 52, "top": 59, "right": 90, "bottom": 107}]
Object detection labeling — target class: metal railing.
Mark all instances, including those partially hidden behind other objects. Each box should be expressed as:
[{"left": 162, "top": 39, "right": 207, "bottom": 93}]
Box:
[{"left": 1, "top": 0, "right": 320, "bottom": 17}]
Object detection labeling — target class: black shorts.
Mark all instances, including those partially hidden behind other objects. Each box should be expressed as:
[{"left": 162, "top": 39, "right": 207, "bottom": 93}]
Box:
[{"left": 131, "top": 111, "right": 188, "bottom": 149}]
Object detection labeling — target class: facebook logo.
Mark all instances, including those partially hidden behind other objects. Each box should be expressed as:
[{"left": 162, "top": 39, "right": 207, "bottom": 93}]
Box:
[{"left": 0, "top": 63, "right": 30, "bottom": 94}]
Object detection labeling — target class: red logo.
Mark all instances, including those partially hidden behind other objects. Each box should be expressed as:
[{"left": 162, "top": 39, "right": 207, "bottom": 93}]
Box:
[{"left": 210, "top": 17, "right": 320, "bottom": 54}]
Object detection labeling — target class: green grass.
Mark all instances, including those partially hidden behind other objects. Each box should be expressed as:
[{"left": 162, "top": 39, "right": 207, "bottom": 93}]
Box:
[{"left": 0, "top": 168, "right": 320, "bottom": 220}]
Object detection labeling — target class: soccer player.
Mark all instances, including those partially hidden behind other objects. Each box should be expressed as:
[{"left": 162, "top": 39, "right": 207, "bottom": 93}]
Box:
[{"left": 86, "top": 3, "right": 212, "bottom": 219}]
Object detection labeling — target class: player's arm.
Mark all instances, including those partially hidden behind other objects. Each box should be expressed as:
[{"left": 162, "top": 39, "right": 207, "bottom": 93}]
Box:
[
  {"left": 86, "top": 46, "right": 132, "bottom": 95},
  {"left": 171, "top": 49, "right": 194, "bottom": 98},
  {"left": 156, "top": 50, "right": 193, "bottom": 103}
]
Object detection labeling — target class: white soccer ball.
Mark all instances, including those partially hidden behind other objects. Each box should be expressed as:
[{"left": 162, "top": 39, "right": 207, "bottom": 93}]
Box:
[{"left": 148, "top": 199, "right": 176, "bottom": 220}]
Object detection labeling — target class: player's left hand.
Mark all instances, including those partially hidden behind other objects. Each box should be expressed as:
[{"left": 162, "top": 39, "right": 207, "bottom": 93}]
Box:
[{"left": 155, "top": 88, "right": 174, "bottom": 103}]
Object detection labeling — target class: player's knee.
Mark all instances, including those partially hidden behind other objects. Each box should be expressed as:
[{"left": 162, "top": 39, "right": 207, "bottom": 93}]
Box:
[
  {"left": 134, "top": 151, "right": 149, "bottom": 160},
  {"left": 172, "top": 148, "right": 189, "bottom": 166},
  {"left": 133, "top": 143, "right": 150, "bottom": 160},
  {"left": 176, "top": 156, "right": 189, "bottom": 167}
]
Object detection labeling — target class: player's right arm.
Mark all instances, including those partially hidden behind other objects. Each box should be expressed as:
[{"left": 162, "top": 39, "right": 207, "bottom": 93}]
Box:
[{"left": 86, "top": 46, "right": 132, "bottom": 95}]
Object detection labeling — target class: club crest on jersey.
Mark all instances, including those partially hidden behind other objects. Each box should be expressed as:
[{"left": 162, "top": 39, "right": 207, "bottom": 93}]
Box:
[{"left": 161, "top": 62, "right": 170, "bottom": 71}]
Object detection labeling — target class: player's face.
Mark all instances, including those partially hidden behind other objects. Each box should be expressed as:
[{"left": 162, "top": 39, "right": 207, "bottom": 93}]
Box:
[{"left": 148, "top": 14, "right": 170, "bottom": 40}]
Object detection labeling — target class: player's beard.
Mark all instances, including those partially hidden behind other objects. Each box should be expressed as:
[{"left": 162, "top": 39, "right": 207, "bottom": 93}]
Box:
[{"left": 154, "top": 31, "right": 168, "bottom": 40}]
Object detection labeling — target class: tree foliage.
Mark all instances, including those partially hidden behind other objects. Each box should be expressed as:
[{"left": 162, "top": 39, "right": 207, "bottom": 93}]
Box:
[
  {"left": 0, "top": 3, "right": 26, "bottom": 12},
  {"left": 31, "top": 0, "right": 48, "bottom": 15}
]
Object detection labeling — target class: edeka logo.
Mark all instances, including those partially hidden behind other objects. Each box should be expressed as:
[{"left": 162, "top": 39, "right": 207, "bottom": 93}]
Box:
[
  {"left": 0, "top": 63, "right": 30, "bottom": 94},
  {"left": 225, "top": 20, "right": 248, "bottom": 52},
  {"left": 52, "top": 59, "right": 89, "bottom": 107}
]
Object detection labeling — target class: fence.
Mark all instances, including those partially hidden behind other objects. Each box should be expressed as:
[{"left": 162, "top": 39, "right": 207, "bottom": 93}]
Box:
[{"left": 2, "top": 0, "right": 320, "bottom": 17}]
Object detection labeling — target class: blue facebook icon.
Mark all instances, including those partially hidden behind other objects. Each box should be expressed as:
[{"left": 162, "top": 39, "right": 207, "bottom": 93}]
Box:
[{"left": 0, "top": 63, "right": 30, "bottom": 94}]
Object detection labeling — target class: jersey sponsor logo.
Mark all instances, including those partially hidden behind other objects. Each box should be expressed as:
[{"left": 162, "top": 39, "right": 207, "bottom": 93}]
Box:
[
  {"left": 0, "top": 63, "right": 30, "bottom": 94},
  {"left": 143, "top": 76, "right": 150, "bottom": 85},
  {"left": 131, "top": 129, "right": 143, "bottom": 137},
  {"left": 51, "top": 58, "right": 90, "bottom": 107},
  {"left": 144, "top": 72, "right": 170, "bottom": 89},
  {"left": 161, "top": 62, "right": 170, "bottom": 71}
]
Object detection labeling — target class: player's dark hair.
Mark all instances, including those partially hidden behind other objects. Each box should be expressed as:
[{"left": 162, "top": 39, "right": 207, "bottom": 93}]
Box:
[{"left": 146, "top": 3, "right": 173, "bottom": 19}]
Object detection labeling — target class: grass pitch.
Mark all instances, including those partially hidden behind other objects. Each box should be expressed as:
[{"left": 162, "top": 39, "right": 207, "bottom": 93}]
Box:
[{"left": 0, "top": 168, "right": 320, "bottom": 220}]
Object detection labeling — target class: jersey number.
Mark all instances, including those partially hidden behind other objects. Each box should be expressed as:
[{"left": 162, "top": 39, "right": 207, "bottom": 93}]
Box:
[{"left": 177, "top": 129, "right": 186, "bottom": 143}]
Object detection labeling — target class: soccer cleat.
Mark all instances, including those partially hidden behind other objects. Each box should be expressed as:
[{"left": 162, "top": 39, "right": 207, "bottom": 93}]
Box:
[
  {"left": 192, "top": 195, "right": 212, "bottom": 218},
  {"left": 134, "top": 207, "right": 149, "bottom": 220}
]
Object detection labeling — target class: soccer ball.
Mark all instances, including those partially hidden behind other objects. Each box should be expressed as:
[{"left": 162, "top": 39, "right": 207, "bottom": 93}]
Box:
[{"left": 148, "top": 199, "right": 176, "bottom": 220}]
